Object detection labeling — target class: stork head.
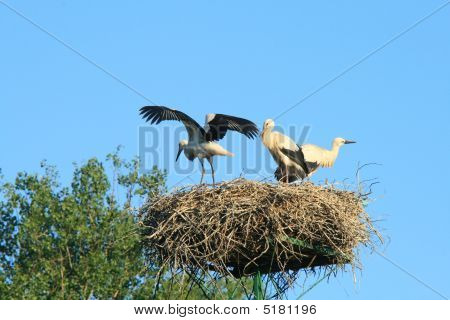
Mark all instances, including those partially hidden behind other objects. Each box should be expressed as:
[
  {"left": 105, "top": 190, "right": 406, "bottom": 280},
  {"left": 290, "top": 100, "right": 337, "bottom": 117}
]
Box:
[
  {"left": 176, "top": 140, "right": 188, "bottom": 162},
  {"left": 262, "top": 119, "right": 275, "bottom": 130},
  {"left": 334, "top": 137, "right": 356, "bottom": 147}
]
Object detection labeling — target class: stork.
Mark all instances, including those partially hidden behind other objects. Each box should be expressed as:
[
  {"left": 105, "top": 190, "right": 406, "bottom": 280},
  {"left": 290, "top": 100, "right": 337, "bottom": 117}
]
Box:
[
  {"left": 140, "top": 106, "right": 259, "bottom": 184},
  {"left": 261, "top": 119, "right": 309, "bottom": 183},
  {"left": 279, "top": 137, "right": 356, "bottom": 182}
]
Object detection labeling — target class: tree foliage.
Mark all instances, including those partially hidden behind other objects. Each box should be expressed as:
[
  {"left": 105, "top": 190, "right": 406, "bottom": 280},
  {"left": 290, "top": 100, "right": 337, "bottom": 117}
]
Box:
[{"left": 0, "top": 150, "right": 248, "bottom": 299}]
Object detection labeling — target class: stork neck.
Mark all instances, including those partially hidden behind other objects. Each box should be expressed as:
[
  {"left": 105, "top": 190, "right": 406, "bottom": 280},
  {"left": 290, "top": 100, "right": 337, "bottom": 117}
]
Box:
[
  {"left": 330, "top": 143, "right": 342, "bottom": 158},
  {"left": 261, "top": 126, "right": 273, "bottom": 144}
]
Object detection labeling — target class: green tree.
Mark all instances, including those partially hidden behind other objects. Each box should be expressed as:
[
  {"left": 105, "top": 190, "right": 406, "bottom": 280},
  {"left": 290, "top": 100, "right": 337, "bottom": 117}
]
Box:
[{"left": 0, "top": 150, "right": 248, "bottom": 299}]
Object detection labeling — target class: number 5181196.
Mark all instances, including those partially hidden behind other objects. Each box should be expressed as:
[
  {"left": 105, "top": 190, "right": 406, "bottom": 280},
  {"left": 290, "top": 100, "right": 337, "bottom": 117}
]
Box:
[{"left": 263, "top": 304, "right": 316, "bottom": 315}]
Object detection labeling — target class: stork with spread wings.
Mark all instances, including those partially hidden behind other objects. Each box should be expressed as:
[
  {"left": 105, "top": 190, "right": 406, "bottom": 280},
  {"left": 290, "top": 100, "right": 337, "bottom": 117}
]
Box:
[{"left": 140, "top": 106, "right": 259, "bottom": 184}]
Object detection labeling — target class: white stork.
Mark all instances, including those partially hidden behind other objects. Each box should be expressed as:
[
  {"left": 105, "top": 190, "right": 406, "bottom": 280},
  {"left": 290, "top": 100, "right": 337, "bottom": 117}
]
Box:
[
  {"left": 140, "top": 106, "right": 259, "bottom": 184},
  {"left": 261, "top": 119, "right": 309, "bottom": 183},
  {"left": 279, "top": 137, "right": 356, "bottom": 182}
]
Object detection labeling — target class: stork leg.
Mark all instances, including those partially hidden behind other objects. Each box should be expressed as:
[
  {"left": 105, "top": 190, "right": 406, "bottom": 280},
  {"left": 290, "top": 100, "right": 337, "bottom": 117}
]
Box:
[
  {"left": 279, "top": 166, "right": 288, "bottom": 183},
  {"left": 284, "top": 166, "right": 289, "bottom": 183},
  {"left": 207, "top": 157, "right": 215, "bottom": 186},
  {"left": 278, "top": 166, "right": 285, "bottom": 183},
  {"left": 199, "top": 158, "right": 206, "bottom": 184}
]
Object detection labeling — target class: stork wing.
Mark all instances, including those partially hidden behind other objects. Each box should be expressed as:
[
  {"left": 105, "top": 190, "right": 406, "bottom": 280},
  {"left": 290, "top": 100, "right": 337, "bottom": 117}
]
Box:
[
  {"left": 300, "top": 144, "right": 329, "bottom": 172},
  {"left": 279, "top": 147, "right": 309, "bottom": 176},
  {"left": 204, "top": 113, "right": 259, "bottom": 141},
  {"left": 274, "top": 166, "right": 304, "bottom": 182},
  {"left": 271, "top": 132, "right": 298, "bottom": 151},
  {"left": 140, "top": 106, "right": 205, "bottom": 142}
]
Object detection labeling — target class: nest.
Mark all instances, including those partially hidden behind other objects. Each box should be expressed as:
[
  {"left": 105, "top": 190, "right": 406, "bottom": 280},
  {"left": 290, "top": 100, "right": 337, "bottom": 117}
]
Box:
[{"left": 140, "top": 179, "right": 378, "bottom": 279}]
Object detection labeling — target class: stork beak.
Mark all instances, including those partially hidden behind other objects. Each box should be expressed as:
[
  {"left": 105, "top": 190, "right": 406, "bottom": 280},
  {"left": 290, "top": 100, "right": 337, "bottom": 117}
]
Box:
[
  {"left": 345, "top": 140, "right": 356, "bottom": 144},
  {"left": 176, "top": 146, "right": 183, "bottom": 162}
]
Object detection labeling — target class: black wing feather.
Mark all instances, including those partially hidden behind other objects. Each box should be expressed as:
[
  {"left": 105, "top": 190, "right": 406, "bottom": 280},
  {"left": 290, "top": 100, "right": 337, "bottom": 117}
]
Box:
[
  {"left": 274, "top": 167, "right": 303, "bottom": 183},
  {"left": 139, "top": 106, "right": 205, "bottom": 140},
  {"left": 280, "top": 147, "right": 310, "bottom": 176},
  {"left": 304, "top": 161, "right": 319, "bottom": 174},
  {"left": 205, "top": 114, "right": 259, "bottom": 141}
]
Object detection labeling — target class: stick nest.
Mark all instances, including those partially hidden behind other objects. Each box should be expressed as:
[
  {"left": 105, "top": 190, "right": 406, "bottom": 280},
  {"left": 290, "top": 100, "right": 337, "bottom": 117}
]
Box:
[{"left": 140, "top": 179, "right": 378, "bottom": 278}]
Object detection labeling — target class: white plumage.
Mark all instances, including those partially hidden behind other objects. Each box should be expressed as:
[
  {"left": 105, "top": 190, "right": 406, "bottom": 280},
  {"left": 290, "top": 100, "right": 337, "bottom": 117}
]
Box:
[
  {"left": 300, "top": 137, "right": 356, "bottom": 177},
  {"left": 140, "top": 106, "right": 259, "bottom": 184},
  {"left": 261, "top": 119, "right": 308, "bottom": 183},
  {"left": 261, "top": 119, "right": 356, "bottom": 182}
]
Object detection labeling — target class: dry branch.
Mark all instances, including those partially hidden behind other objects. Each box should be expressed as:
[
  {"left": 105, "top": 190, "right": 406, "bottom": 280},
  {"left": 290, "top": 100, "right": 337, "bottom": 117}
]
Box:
[{"left": 140, "top": 179, "right": 378, "bottom": 279}]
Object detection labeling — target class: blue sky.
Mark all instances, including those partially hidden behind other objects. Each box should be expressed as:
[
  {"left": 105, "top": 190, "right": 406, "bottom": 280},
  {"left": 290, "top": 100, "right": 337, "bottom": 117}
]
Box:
[{"left": 1, "top": 0, "right": 449, "bottom": 299}]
